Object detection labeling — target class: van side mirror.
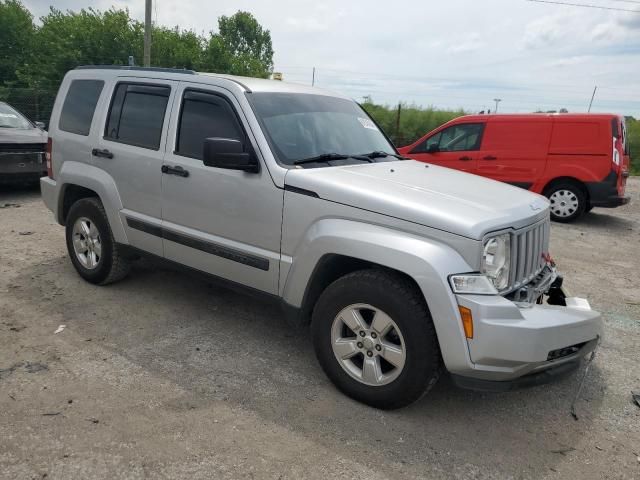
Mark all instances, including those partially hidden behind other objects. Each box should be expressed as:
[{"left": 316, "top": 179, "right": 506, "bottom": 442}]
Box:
[
  {"left": 34, "top": 121, "right": 46, "bottom": 130},
  {"left": 427, "top": 143, "right": 439, "bottom": 153},
  {"left": 203, "top": 137, "right": 259, "bottom": 173}
]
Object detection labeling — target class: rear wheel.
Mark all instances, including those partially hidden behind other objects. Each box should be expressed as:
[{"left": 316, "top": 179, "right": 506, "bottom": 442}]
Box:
[
  {"left": 544, "top": 182, "right": 586, "bottom": 223},
  {"left": 65, "top": 197, "right": 130, "bottom": 285},
  {"left": 311, "top": 269, "right": 441, "bottom": 409}
]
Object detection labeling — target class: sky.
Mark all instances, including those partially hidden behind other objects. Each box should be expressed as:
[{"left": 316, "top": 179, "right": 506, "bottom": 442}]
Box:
[{"left": 23, "top": 0, "right": 640, "bottom": 116}]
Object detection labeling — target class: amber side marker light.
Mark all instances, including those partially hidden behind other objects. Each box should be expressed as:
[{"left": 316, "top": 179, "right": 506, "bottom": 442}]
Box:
[{"left": 459, "top": 306, "right": 473, "bottom": 339}]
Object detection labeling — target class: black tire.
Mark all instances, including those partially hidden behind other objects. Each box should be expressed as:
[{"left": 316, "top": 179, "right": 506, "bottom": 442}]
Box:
[
  {"left": 585, "top": 204, "right": 594, "bottom": 213},
  {"left": 65, "top": 197, "right": 130, "bottom": 285},
  {"left": 311, "top": 269, "right": 441, "bottom": 409},
  {"left": 543, "top": 181, "right": 587, "bottom": 223}
]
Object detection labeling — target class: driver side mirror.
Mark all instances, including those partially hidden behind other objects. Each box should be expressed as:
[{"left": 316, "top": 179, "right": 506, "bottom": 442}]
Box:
[
  {"left": 34, "top": 121, "right": 46, "bottom": 130},
  {"left": 426, "top": 143, "right": 439, "bottom": 153},
  {"left": 203, "top": 137, "right": 259, "bottom": 173}
]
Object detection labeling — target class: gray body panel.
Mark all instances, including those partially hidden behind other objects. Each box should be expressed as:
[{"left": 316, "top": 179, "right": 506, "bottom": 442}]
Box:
[
  {"left": 160, "top": 82, "right": 282, "bottom": 294},
  {"left": 41, "top": 67, "right": 603, "bottom": 384},
  {"left": 284, "top": 161, "right": 549, "bottom": 240}
]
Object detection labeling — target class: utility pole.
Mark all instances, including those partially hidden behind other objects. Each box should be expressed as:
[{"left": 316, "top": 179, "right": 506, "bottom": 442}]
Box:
[
  {"left": 312, "top": 67, "right": 315, "bottom": 87},
  {"left": 493, "top": 98, "right": 502, "bottom": 113},
  {"left": 144, "top": 0, "right": 152, "bottom": 67},
  {"left": 588, "top": 86, "right": 597, "bottom": 112},
  {"left": 395, "top": 103, "right": 402, "bottom": 144}
]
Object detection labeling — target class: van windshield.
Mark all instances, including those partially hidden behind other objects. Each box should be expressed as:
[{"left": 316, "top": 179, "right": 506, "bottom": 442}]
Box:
[
  {"left": 246, "top": 92, "right": 396, "bottom": 167},
  {"left": 0, "top": 103, "right": 32, "bottom": 129}
]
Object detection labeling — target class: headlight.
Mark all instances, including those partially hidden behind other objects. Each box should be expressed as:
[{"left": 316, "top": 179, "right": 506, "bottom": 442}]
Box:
[
  {"left": 482, "top": 233, "right": 511, "bottom": 291},
  {"left": 449, "top": 274, "right": 498, "bottom": 295}
]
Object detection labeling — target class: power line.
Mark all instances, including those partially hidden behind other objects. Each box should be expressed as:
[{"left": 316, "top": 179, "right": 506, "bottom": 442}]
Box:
[{"left": 525, "top": 0, "right": 640, "bottom": 12}]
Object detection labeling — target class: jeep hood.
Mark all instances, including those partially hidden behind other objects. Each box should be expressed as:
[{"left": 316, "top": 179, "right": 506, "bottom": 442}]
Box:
[{"left": 284, "top": 161, "right": 549, "bottom": 240}]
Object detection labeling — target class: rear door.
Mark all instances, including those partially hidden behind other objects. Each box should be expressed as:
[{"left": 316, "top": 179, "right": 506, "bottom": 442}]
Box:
[
  {"left": 406, "top": 122, "right": 484, "bottom": 173},
  {"left": 477, "top": 118, "right": 552, "bottom": 190},
  {"left": 94, "top": 77, "right": 178, "bottom": 256},
  {"left": 615, "top": 116, "right": 629, "bottom": 196}
]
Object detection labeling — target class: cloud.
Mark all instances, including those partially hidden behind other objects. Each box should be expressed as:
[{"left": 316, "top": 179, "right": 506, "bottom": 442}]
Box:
[
  {"left": 447, "top": 34, "right": 485, "bottom": 54},
  {"left": 285, "top": 16, "right": 328, "bottom": 32},
  {"left": 521, "top": 12, "right": 570, "bottom": 49},
  {"left": 545, "top": 55, "right": 590, "bottom": 68}
]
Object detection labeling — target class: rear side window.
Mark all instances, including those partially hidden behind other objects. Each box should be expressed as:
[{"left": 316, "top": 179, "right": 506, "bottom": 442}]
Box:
[
  {"left": 105, "top": 83, "right": 170, "bottom": 150},
  {"left": 176, "top": 90, "right": 244, "bottom": 160},
  {"left": 59, "top": 80, "right": 104, "bottom": 135}
]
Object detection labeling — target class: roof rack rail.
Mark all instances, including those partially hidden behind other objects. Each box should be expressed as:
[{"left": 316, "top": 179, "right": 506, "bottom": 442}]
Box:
[{"left": 75, "top": 65, "right": 196, "bottom": 75}]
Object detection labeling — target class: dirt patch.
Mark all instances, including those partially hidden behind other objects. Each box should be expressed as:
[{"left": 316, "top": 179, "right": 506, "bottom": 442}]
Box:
[{"left": 0, "top": 180, "right": 639, "bottom": 479}]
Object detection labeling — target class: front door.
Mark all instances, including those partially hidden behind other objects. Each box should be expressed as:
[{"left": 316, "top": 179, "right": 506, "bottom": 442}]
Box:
[
  {"left": 160, "top": 83, "right": 283, "bottom": 294},
  {"left": 407, "top": 123, "right": 484, "bottom": 173}
]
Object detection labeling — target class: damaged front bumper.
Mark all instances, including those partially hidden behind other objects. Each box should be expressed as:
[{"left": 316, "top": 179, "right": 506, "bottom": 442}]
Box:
[{"left": 450, "top": 269, "right": 602, "bottom": 388}]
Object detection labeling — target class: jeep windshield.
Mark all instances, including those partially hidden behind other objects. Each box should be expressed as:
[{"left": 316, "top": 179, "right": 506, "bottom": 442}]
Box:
[{"left": 247, "top": 92, "right": 397, "bottom": 167}]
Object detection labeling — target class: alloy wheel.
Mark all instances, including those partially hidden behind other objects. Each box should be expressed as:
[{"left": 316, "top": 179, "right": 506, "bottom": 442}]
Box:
[{"left": 331, "top": 303, "right": 406, "bottom": 386}]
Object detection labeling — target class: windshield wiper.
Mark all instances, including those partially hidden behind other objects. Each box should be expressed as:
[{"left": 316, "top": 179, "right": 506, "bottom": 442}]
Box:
[
  {"left": 293, "top": 153, "right": 372, "bottom": 165},
  {"left": 357, "top": 151, "right": 410, "bottom": 160}
]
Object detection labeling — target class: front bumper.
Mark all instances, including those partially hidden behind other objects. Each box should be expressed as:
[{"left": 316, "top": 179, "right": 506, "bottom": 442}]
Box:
[
  {"left": 452, "top": 293, "right": 602, "bottom": 383},
  {"left": 0, "top": 152, "right": 47, "bottom": 182}
]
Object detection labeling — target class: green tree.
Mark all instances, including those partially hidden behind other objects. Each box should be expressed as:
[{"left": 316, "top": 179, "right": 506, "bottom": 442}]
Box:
[
  {"left": 202, "top": 11, "right": 274, "bottom": 78},
  {"left": 0, "top": 0, "right": 35, "bottom": 86},
  {"left": 151, "top": 26, "right": 203, "bottom": 70},
  {"left": 18, "top": 7, "right": 143, "bottom": 89},
  {"left": 362, "top": 99, "right": 464, "bottom": 147},
  {"left": 626, "top": 117, "right": 639, "bottom": 175}
]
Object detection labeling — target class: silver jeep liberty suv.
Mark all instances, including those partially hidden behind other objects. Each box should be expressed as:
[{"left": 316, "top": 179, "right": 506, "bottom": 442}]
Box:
[{"left": 41, "top": 66, "right": 602, "bottom": 409}]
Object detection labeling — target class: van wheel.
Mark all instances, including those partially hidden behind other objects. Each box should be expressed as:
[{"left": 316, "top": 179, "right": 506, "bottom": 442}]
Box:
[
  {"left": 65, "top": 197, "right": 130, "bottom": 285},
  {"left": 544, "top": 182, "right": 586, "bottom": 222},
  {"left": 311, "top": 269, "right": 441, "bottom": 409}
]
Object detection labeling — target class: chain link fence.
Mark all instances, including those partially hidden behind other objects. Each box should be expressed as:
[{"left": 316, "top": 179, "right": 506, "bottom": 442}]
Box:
[{"left": 0, "top": 88, "right": 58, "bottom": 128}]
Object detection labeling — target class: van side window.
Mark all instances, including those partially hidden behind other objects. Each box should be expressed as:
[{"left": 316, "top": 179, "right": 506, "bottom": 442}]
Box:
[
  {"left": 176, "top": 90, "right": 244, "bottom": 160},
  {"left": 414, "top": 123, "right": 483, "bottom": 153},
  {"left": 105, "top": 83, "right": 170, "bottom": 150},
  {"left": 59, "top": 80, "right": 104, "bottom": 136}
]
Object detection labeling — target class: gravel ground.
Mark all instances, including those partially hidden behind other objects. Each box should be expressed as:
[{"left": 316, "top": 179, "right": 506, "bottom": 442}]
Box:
[{"left": 1, "top": 179, "right": 639, "bottom": 480}]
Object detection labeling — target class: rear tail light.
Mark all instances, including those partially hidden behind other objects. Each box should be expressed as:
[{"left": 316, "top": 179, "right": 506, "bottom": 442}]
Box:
[{"left": 46, "top": 137, "right": 53, "bottom": 179}]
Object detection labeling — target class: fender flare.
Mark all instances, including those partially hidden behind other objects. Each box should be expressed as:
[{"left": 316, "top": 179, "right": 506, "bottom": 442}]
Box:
[
  {"left": 57, "top": 161, "right": 128, "bottom": 244},
  {"left": 281, "top": 218, "right": 476, "bottom": 372}
]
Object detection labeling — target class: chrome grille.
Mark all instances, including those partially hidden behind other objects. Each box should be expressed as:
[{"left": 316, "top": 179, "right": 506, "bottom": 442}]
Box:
[{"left": 509, "top": 219, "right": 550, "bottom": 291}]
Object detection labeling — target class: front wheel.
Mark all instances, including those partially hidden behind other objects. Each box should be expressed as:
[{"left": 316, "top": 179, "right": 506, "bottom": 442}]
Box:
[
  {"left": 544, "top": 182, "right": 586, "bottom": 223},
  {"left": 311, "top": 269, "right": 441, "bottom": 409}
]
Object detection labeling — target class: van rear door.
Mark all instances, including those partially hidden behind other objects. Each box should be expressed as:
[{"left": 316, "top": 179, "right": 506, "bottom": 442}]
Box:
[
  {"left": 477, "top": 118, "right": 552, "bottom": 190},
  {"left": 616, "top": 117, "right": 629, "bottom": 197}
]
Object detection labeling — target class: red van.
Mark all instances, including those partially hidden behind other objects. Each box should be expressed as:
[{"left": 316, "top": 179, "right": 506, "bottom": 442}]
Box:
[{"left": 398, "top": 114, "right": 631, "bottom": 222}]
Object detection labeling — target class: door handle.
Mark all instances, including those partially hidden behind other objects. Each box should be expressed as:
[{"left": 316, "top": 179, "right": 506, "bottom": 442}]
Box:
[
  {"left": 458, "top": 156, "right": 473, "bottom": 161},
  {"left": 483, "top": 155, "right": 497, "bottom": 161},
  {"left": 92, "top": 148, "right": 113, "bottom": 159},
  {"left": 161, "top": 165, "right": 189, "bottom": 177}
]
